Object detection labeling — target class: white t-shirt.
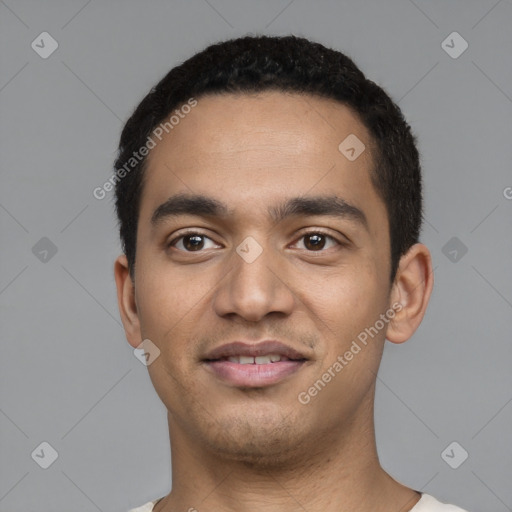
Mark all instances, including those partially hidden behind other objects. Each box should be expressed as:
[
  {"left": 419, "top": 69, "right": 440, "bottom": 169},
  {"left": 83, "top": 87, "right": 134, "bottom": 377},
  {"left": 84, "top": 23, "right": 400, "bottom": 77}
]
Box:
[{"left": 128, "top": 493, "right": 470, "bottom": 511}]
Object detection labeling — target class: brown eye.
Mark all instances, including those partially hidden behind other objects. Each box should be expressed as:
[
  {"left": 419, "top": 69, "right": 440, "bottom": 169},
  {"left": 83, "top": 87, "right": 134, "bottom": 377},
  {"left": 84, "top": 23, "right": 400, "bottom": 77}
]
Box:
[
  {"left": 182, "top": 235, "right": 205, "bottom": 251},
  {"left": 293, "top": 231, "right": 340, "bottom": 252},
  {"left": 303, "top": 233, "right": 326, "bottom": 250},
  {"left": 169, "top": 233, "right": 219, "bottom": 252}
]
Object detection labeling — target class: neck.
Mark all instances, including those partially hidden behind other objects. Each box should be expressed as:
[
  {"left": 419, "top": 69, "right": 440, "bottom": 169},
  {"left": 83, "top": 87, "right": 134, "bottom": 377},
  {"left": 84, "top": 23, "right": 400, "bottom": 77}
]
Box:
[{"left": 154, "top": 388, "right": 421, "bottom": 512}]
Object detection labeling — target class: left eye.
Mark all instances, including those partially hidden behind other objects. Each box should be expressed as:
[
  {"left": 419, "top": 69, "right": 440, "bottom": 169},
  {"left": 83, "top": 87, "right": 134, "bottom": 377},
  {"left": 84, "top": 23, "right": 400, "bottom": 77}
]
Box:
[
  {"left": 170, "top": 233, "right": 219, "bottom": 252},
  {"left": 293, "top": 232, "right": 339, "bottom": 251}
]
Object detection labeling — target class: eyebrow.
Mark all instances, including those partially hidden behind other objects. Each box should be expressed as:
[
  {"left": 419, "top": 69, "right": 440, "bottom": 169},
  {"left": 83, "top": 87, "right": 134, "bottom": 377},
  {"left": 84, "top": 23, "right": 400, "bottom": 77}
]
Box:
[
  {"left": 150, "top": 193, "right": 368, "bottom": 231},
  {"left": 269, "top": 195, "right": 368, "bottom": 230},
  {"left": 151, "top": 194, "right": 230, "bottom": 226}
]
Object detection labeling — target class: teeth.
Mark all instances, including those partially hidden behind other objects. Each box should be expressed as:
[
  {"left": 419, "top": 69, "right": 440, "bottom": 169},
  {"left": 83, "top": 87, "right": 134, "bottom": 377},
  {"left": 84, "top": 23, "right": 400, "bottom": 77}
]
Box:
[
  {"left": 226, "top": 354, "right": 284, "bottom": 364},
  {"left": 255, "top": 355, "right": 271, "bottom": 364}
]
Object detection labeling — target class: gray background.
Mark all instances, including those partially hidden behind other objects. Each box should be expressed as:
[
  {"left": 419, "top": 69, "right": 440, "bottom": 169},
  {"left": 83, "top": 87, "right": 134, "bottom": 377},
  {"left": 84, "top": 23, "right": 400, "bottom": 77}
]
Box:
[{"left": 1, "top": 0, "right": 511, "bottom": 511}]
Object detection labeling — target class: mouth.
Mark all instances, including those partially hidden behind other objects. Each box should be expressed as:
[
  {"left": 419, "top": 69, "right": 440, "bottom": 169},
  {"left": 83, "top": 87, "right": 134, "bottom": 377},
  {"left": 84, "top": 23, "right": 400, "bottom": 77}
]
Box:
[{"left": 202, "top": 340, "right": 309, "bottom": 388}]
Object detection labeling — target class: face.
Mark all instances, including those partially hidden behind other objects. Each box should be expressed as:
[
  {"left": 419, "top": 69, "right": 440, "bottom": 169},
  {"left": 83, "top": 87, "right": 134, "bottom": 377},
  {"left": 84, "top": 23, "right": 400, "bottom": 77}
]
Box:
[{"left": 120, "top": 92, "right": 398, "bottom": 465}]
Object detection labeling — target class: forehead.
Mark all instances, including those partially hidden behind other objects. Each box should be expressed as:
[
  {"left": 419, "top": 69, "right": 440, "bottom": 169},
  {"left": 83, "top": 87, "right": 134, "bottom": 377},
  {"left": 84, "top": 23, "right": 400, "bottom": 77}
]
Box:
[
  {"left": 147, "top": 91, "right": 374, "bottom": 169},
  {"left": 139, "top": 91, "right": 386, "bottom": 236}
]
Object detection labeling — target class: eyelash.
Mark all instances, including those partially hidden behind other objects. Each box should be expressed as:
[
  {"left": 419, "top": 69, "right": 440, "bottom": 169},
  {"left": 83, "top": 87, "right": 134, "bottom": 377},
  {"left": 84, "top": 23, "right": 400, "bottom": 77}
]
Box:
[{"left": 167, "top": 229, "right": 343, "bottom": 252}]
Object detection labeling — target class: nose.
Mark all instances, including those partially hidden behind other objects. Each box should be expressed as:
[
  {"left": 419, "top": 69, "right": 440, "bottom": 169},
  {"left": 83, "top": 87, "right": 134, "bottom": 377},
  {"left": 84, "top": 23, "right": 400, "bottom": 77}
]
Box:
[{"left": 212, "top": 239, "right": 295, "bottom": 322}]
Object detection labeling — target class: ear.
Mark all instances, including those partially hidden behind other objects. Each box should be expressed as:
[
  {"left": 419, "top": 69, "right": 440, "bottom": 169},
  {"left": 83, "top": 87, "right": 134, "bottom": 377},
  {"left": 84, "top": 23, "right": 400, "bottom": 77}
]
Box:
[
  {"left": 114, "top": 254, "right": 142, "bottom": 348},
  {"left": 386, "top": 243, "right": 434, "bottom": 344}
]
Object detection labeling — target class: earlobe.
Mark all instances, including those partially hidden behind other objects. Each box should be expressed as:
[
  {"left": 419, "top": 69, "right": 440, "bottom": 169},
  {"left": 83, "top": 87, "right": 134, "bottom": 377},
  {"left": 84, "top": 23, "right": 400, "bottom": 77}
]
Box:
[
  {"left": 386, "top": 243, "right": 434, "bottom": 344},
  {"left": 114, "top": 255, "right": 142, "bottom": 348}
]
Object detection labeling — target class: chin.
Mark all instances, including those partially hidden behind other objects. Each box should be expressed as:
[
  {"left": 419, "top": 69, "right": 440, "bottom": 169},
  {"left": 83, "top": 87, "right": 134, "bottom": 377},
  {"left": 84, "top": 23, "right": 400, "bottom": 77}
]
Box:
[{"left": 199, "top": 408, "right": 311, "bottom": 468}]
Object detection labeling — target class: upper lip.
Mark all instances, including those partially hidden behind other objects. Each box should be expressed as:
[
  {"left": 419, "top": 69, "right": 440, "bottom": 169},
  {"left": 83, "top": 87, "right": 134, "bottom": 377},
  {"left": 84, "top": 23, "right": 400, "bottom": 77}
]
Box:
[{"left": 203, "top": 340, "right": 308, "bottom": 361}]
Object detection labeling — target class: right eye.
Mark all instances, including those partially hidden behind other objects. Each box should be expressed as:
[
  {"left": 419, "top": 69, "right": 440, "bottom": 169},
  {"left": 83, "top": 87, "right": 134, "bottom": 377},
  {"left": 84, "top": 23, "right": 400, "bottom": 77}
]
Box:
[{"left": 168, "top": 232, "right": 221, "bottom": 252}]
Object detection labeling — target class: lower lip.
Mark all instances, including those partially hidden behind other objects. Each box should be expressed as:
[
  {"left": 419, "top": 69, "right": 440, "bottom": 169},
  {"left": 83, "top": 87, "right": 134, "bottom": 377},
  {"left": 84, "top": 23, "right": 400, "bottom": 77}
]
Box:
[{"left": 203, "top": 360, "right": 305, "bottom": 387}]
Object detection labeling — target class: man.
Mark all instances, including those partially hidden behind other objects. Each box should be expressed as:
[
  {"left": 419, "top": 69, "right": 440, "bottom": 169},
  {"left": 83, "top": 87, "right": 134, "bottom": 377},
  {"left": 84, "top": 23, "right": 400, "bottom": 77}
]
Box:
[{"left": 113, "top": 35, "right": 469, "bottom": 512}]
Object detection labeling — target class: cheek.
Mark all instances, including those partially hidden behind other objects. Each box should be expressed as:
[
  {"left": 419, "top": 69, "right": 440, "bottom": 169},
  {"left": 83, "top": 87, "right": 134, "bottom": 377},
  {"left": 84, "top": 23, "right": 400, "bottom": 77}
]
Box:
[
  {"left": 134, "top": 268, "right": 188, "bottom": 349},
  {"left": 134, "top": 262, "right": 220, "bottom": 376},
  {"left": 301, "top": 262, "right": 383, "bottom": 331},
  {"left": 135, "top": 252, "right": 210, "bottom": 329},
  {"left": 304, "top": 270, "right": 388, "bottom": 379},
  {"left": 136, "top": 270, "right": 201, "bottom": 399}
]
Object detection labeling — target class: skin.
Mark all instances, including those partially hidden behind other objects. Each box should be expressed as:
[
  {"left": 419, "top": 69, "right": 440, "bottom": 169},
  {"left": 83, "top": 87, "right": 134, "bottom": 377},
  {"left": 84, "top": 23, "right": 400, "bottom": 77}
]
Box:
[{"left": 115, "top": 91, "right": 434, "bottom": 512}]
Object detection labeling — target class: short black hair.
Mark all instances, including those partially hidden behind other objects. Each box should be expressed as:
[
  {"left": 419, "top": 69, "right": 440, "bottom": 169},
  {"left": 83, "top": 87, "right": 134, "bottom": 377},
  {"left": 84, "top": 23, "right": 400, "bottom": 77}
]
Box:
[{"left": 114, "top": 34, "right": 423, "bottom": 283}]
